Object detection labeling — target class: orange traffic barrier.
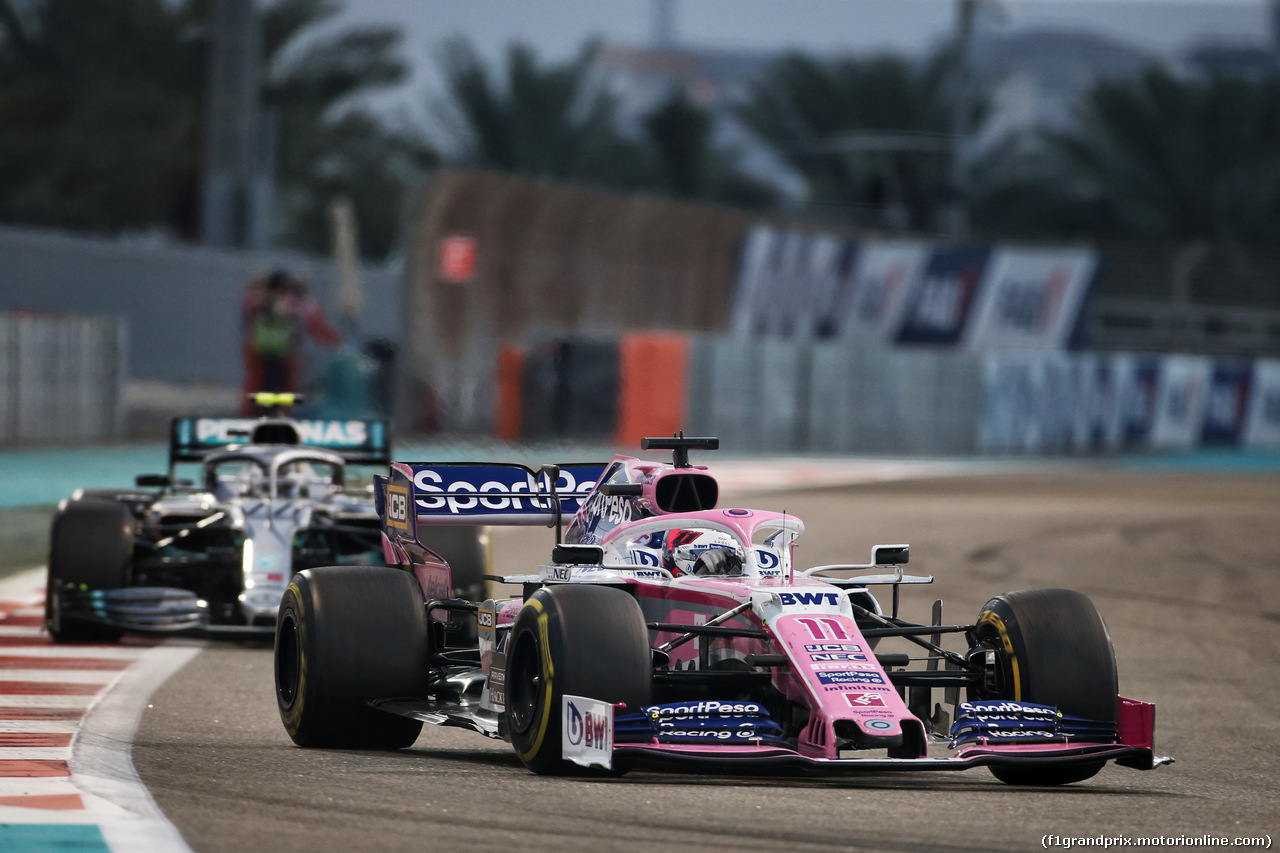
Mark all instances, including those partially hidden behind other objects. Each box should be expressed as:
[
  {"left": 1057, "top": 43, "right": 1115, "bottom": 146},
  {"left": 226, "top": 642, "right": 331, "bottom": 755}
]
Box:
[
  {"left": 496, "top": 345, "right": 524, "bottom": 443},
  {"left": 615, "top": 332, "right": 691, "bottom": 448}
]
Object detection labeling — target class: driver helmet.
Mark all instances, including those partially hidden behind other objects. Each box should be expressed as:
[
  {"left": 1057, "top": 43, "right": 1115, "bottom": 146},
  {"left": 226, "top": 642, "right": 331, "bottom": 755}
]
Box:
[
  {"left": 235, "top": 464, "right": 266, "bottom": 497},
  {"left": 278, "top": 462, "right": 315, "bottom": 498},
  {"left": 661, "top": 529, "right": 744, "bottom": 576}
]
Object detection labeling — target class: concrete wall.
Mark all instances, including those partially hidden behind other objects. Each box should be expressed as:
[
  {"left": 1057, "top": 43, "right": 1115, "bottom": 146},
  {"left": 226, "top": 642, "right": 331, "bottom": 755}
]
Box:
[
  {"left": 686, "top": 338, "right": 984, "bottom": 455},
  {"left": 476, "top": 333, "right": 1280, "bottom": 454},
  {"left": 0, "top": 225, "right": 399, "bottom": 385}
]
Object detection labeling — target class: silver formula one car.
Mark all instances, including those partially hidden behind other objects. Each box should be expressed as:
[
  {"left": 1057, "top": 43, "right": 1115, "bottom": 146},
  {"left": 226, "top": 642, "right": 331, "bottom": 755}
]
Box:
[
  {"left": 273, "top": 436, "right": 1170, "bottom": 785},
  {"left": 45, "top": 401, "right": 487, "bottom": 641}
]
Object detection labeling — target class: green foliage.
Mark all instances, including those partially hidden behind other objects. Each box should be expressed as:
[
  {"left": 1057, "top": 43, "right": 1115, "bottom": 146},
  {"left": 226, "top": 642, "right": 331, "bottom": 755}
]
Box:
[
  {"left": 265, "top": 4, "right": 436, "bottom": 256},
  {"left": 0, "top": 0, "right": 204, "bottom": 234},
  {"left": 432, "top": 38, "right": 774, "bottom": 207},
  {"left": 644, "top": 88, "right": 712, "bottom": 198},
  {"left": 973, "top": 68, "right": 1280, "bottom": 246},
  {"left": 277, "top": 111, "right": 435, "bottom": 258},
  {"left": 0, "top": 0, "right": 433, "bottom": 256},
  {"left": 433, "top": 38, "right": 649, "bottom": 189},
  {"left": 739, "top": 51, "right": 962, "bottom": 229},
  {"left": 642, "top": 87, "right": 776, "bottom": 207},
  {"left": 1051, "top": 68, "right": 1280, "bottom": 244}
]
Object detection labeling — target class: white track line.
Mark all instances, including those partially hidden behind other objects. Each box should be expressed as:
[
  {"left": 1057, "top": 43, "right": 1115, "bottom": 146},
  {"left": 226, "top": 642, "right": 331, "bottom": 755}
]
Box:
[
  {"left": 0, "top": 670, "right": 125, "bottom": 685},
  {"left": 0, "top": 646, "right": 152, "bottom": 660},
  {"left": 0, "top": 695, "right": 98, "bottom": 710},
  {"left": 71, "top": 639, "right": 200, "bottom": 852},
  {"left": 0, "top": 567, "right": 198, "bottom": 852}
]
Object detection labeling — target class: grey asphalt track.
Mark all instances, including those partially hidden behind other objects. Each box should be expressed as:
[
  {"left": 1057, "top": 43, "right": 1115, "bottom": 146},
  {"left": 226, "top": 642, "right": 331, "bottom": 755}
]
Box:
[{"left": 130, "top": 469, "right": 1280, "bottom": 852}]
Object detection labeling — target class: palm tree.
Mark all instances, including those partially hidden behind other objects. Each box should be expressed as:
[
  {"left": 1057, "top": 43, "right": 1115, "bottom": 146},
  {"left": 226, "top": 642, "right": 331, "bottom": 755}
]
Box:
[
  {"left": 738, "top": 51, "right": 965, "bottom": 231},
  {"left": 264, "top": 0, "right": 436, "bottom": 256},
  {"left": 1045, "top": 67, "right": 1280, "bottom": 245},
  {"left": 0, "top": 0, "right": 431, "bottom": 256},
  {"left": 432, "top": 37, "right": 649, "bottom": 190},
  {"left": 0, "top": 0, "right": 204, "bottom": 235},
  {"left": 642, "top": 87, "right": 777, "bottom": 207}
]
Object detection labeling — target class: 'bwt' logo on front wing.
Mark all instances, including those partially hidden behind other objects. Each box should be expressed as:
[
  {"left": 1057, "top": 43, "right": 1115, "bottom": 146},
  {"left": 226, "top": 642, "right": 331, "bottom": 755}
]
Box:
[
  {"left": 566, "top": 701, "right": 609, "bottom": 749},
  {"left": 777, "top": 591, "right": 840, "bottom": 607}
]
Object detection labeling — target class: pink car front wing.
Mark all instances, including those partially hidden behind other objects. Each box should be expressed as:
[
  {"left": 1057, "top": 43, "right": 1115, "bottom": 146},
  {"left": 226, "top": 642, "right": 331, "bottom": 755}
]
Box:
[{"left": 609, "top": 605, "right": 1166, "bottom": 773}]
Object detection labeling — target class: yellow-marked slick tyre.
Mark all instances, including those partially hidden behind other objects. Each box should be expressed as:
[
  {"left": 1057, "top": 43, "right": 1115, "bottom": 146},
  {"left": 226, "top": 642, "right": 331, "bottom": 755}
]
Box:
[
  {"left": 45, "top": 499, "right": 133, "bottom": 642},
  {"left": 505, "top": 585, "right": 651, "bottom": 775},
  {"left": 275, "top": 566, "right": 428, "bottom": 749},
  {"left": 973, "top": 588, "right": 1118, "bottom": 786}
]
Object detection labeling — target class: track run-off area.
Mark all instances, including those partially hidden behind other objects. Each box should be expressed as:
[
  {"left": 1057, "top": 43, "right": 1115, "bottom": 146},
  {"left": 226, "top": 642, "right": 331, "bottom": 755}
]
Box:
[{"left": 1, "top": 456, "right": 1278, "bottom": 851}]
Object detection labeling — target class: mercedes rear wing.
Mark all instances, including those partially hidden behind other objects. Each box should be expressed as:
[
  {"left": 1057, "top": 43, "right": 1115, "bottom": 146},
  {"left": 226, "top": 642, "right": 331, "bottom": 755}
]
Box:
[{"left": 169, "top": 416, "right": 392, "bottom": 468}]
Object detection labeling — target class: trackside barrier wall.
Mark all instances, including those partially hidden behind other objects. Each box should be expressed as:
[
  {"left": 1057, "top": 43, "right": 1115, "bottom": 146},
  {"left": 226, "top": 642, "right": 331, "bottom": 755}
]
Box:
[
  {"left": 499, "top": 335, "right": 1280, "bottom": 454},
  {"left": 0, "top": 224, "right": 398, "bottom": 386},
  {"left": 686, "top": 338, "right": 983, "bottom": 454},
  {"left": 0, "top": 312, "right": 127, "bottom": 445},
  {"left": 978, "top": 350, "right": 1280, "bottom": 453},
  {"left": 517, "top": 339, "right": 620, "bottom": 442}
]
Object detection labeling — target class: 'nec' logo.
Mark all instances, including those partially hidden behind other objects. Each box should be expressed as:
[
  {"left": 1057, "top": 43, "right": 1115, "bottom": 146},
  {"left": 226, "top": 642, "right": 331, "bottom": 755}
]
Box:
[
  {"left": 778, "top": 592, "right": 839, "bottom": 607},
  {"left": 386, "top": 485, "right": 409, "bottom": 530}
]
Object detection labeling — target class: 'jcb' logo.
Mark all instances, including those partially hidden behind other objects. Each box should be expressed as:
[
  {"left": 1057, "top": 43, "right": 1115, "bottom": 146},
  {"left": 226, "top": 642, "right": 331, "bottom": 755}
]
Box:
[
  {"left": 387, "top": 485, "right": 410, "bottom": 529},
  {"left": 478, "top": 609, "right": 495, "bottom": 629}
]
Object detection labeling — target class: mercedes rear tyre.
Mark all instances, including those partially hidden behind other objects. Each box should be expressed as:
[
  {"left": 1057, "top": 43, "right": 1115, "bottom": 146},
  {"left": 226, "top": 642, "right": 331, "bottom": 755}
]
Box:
[
  {"left": 505, "top": 585, "right": 651, "bottom": 775},
  {"left": 45, "top": 499, "right": 133, "bottom": 642},
  {"left": 275, "top": 566, "right": 428, "bottom": 749},
  {"left": 972, "top": 587, "right": 1118, "bottom": 786}
]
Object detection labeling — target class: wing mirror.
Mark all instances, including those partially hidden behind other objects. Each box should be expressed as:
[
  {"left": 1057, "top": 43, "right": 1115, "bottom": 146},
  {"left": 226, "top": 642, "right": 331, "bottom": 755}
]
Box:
[
  {"left": 872, "top": 544, "right": 909, "bottom": 565},
  {"left": 551, "top": 544, "right": 604, "bottom": 565}
]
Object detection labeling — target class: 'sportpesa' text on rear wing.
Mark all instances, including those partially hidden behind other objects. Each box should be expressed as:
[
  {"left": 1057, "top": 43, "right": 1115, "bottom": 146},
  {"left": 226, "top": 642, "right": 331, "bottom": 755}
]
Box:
[
  {"left": 169, "top": 416, "right": 392, "bottom": 466},
  {"left": 375, "top": 463, "right": 607, "bottom": 534}
]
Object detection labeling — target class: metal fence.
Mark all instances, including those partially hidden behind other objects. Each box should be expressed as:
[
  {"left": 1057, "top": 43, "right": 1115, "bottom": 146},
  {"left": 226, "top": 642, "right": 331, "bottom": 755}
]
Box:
[
  {"left": 0, "top": 312, "right": 127, "bottom": 445},
  {"left": 1090, "top": 298, "right": 1280, "bottom": 357}
]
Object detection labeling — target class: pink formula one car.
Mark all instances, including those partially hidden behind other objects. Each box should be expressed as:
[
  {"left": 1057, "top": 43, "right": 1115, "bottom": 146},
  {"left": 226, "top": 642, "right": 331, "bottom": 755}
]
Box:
[{"left": 273, "top": 436, "right": 1171, "bottom": 784}]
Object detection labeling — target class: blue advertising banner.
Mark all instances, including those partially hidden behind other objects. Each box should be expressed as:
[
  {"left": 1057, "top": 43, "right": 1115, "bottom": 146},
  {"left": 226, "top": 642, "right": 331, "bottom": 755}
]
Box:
[
  {"left": 1200, "top": 360, "right": 1254, "bottom": 447},
  {"left": 1148, "top": 355, "right": 1212, "bottom": 450},
  {"left": 1119, "top": 355, "right": 1163, "bottom": 449},
  {"left": 964, "top": 246, "right": 1097, "bottom": 351},
  {"left": 840, "top": 240, "right": 929, "bottom": 342},
  {"left": 1244, "top": 360, "right": 1280, "bottom": 448},
  {"left": 894, "top": 246, "right": 990, "bottom": 346},
  {"left": 730, "top": 227, "right": 1095, "bottom": 353},
  {"left": 1069, "top": 354, "right": 1122, "bottom": 452},
  {"left": 730, "top": 226, "right": 859, "bottom": 338}
]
